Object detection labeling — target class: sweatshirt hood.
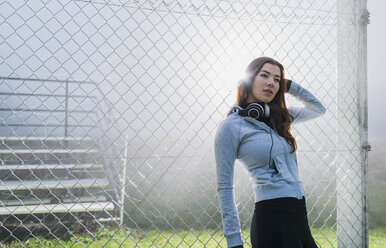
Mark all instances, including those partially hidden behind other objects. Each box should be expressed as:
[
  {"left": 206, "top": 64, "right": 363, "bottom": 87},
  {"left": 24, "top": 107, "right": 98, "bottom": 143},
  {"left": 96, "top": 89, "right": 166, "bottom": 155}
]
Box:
[{"left": 227, "top": 104, "right": 242, "bottom": 116}]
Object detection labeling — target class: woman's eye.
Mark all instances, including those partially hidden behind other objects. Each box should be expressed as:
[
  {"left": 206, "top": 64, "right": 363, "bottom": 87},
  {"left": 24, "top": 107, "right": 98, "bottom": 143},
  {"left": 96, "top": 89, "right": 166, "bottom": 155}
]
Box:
[{"left": 261, "top": 74, "right": 279, "bottom": 82}]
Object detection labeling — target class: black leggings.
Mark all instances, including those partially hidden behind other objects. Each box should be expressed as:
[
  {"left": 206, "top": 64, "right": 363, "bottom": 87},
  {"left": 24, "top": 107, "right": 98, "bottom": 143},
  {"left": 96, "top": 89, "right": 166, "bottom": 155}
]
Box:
[{"left": 250, "top": 210, "right": 319, "bottom": 248}]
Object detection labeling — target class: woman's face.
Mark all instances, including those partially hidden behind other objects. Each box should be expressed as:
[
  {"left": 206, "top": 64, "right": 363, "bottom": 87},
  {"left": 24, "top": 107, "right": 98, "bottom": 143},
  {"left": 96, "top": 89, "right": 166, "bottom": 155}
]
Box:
[{"left": 247, "top": 63, "right": 281, "bottom": 103}]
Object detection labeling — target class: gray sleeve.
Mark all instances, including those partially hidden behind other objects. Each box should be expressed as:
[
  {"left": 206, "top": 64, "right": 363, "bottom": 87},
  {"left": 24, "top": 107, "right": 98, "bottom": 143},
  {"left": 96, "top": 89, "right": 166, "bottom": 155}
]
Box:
[
  {"left": 287, "top": 81, "right": 327, "bottom": 124},
  {"left": 214, "top": 117, "right": 244, "bottom": 248}
]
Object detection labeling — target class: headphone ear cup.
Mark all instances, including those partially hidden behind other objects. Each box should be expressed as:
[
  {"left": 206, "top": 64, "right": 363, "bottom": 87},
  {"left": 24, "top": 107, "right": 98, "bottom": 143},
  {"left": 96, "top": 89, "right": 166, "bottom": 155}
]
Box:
[{"left": 264, "top": 103, "right": 270, "bottom": 118}]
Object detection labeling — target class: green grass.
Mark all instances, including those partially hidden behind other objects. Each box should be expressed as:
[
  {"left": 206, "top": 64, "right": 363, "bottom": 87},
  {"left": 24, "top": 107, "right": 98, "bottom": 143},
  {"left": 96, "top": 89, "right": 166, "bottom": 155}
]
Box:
[
  {"left": 3, "top": 227, "right": 385, "bottom": 247},
  {"left": 369, "top": 228, "right": 386, "bottom": 248}
]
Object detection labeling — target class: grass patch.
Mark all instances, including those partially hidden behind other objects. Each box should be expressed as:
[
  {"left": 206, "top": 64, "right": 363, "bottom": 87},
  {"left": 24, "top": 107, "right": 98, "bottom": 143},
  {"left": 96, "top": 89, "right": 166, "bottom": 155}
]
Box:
[
  {"left": 369, "top": 228, "right": 386, "bottom": 248},
  {"left": 3, "top": 227, "right": 385, "bottom": 247}
]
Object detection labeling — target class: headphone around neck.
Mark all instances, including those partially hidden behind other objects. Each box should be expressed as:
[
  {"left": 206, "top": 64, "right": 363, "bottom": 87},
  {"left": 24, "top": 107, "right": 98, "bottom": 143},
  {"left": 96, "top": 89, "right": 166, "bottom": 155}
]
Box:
[{"left": 233, "top": 102, "right": 270, "bottom": 121}]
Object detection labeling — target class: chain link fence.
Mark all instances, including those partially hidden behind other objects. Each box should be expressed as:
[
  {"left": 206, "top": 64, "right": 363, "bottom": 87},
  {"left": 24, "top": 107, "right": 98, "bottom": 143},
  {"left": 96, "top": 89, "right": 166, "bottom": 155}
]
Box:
[{"left": 0, "top": 0, "right": 369, "bottom": 247}]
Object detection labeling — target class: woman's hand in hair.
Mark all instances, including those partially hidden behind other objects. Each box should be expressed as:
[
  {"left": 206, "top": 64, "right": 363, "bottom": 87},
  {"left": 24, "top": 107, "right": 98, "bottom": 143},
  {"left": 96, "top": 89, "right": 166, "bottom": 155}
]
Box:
[{"left": 284, "top": 78, "right": 292, "bottom": 93}]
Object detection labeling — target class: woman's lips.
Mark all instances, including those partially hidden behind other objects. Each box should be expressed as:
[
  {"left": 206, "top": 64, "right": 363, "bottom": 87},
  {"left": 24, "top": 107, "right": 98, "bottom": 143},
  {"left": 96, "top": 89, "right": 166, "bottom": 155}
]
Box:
[{"left": 263, "top": 90, "right": 273, "bottom": 94}]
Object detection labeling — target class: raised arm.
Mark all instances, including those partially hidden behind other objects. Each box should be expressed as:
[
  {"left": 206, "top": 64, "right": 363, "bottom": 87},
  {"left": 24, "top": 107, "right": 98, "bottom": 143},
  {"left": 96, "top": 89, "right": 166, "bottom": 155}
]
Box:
[
  {"left": 214, "top": 117, "right": 244, "bottom": 248},
  {"left": 286, "top": 80, "right": 327, "bottom": 124}
]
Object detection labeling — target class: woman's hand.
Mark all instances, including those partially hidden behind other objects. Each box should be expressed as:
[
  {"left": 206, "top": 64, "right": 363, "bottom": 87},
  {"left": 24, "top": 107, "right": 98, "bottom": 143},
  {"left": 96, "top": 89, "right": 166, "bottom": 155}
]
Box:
[{"left": 284, "top": 78, "right": 292, "bottom": 93}]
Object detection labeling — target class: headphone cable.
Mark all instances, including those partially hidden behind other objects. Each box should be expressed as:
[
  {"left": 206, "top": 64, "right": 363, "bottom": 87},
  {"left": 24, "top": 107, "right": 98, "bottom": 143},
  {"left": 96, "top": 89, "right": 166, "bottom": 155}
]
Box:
[{"left": 269, "top": 116, "right": 277, "bottom": 176}]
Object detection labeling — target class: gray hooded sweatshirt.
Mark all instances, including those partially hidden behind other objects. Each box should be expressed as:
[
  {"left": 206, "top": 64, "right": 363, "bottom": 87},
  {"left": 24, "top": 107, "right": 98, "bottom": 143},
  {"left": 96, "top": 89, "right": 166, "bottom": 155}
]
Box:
[{"left": 214, "top": 81, "right": 327, "bottom": 247}]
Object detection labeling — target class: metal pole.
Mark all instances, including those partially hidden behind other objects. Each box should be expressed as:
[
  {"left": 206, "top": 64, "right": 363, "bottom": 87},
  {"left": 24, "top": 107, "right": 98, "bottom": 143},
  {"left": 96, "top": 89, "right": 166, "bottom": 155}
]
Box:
[
  {"left": 120, "top": 135, "right": 128, "bottom": 226},
  {"left": 358, "top": 0, "right": 370, "bottom": 247},
  {"left": 65, "top": 80, "right": 69, "bottom": 138}
]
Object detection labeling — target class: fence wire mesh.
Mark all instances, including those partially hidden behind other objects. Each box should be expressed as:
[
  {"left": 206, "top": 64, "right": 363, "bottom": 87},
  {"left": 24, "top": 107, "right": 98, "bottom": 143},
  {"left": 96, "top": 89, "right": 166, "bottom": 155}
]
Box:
[{"left": 0, "top": 0, "right": 369, "bottom": 247}]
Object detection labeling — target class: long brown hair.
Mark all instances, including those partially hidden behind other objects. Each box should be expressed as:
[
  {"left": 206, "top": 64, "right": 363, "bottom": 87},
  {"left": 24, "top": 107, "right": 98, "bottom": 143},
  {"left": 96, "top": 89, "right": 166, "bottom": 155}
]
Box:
[{"left": 236, "top": 56, "right": 297, "bottom": 153}]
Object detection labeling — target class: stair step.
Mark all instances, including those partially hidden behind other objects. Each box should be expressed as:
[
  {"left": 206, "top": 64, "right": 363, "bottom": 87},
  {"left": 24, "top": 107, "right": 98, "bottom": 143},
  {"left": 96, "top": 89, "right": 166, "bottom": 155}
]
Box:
[
  {"left": 62, "top": 195, "right": 107, "bottom": 203},
  {"left": 1, "top": 195, "right": 107, "bottom": 206},
  {"left": 0, "top": 202, "right": 115, "bottom": 215},
  {"left": 0, "top": 163, "right": 103, "bottom": 170},
  {"left": 0, "top": 148, "right": 98, "bottom": 154},
  {"left": 97, "top": 217, "right": 121, "bottom": 222},
  {"left": 0, "top": 179, "right": 109, "bottom": 191},
  {"left": 0, "top": 198, "right": 51, "bottom": 207}
]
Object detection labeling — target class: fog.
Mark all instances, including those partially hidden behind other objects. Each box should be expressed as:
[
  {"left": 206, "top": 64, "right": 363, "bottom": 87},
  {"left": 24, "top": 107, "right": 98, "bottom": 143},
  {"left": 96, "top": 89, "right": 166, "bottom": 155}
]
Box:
[
  {"left": 367, "top": 0, "right": 386, "bottom": 229},
  {"left": 368, "top": 0, "right": 386, "bottom": 142},
  {"left": 0, "top": 0, "right": 384, "bottom": 235}
]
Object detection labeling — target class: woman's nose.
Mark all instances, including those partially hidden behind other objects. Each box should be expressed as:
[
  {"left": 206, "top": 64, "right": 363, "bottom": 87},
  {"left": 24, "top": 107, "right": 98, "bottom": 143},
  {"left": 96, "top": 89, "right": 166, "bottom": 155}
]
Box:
[{"left": 266, "top": 77, "right": 274, "bottom": 85}]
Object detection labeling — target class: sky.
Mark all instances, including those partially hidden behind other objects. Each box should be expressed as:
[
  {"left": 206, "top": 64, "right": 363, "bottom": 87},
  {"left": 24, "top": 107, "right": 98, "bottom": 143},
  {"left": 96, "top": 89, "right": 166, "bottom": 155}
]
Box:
[{"left": 368, "top": 0, "right": 386, "bottom": 142}]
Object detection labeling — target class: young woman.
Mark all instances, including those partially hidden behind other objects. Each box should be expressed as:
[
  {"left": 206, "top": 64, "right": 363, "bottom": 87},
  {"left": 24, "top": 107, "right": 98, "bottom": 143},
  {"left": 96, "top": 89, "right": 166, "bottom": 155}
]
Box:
[{"left": 214, "top": 56, "right": 326, "bottom": 248}]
